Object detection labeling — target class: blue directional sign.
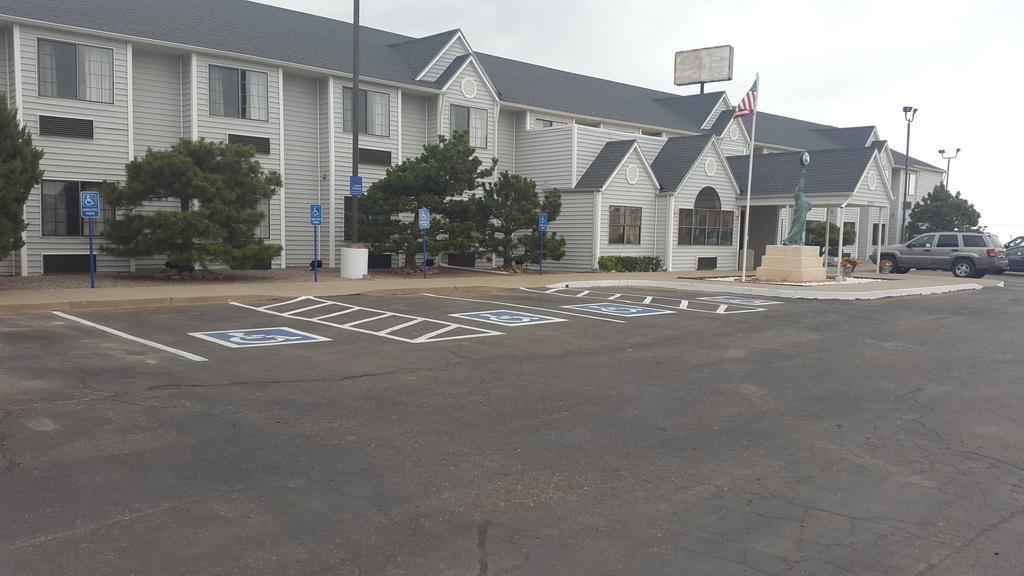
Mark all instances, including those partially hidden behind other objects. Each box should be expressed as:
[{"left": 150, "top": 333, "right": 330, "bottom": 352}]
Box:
[
  {"left": 309, "top": 204, "right": 323, "bottom": 226},
  {"left": 538, "top": 212, "right": 549, "bottom": 232},
  {"left": 349, "top": 175, "right": 363, "bottom": 197},
  {"left": 418, "top": 208, "right": 430, "bottom": 231},
  {"left": 189, "top": 327, "right": 331, "bottom": 348},
  {"left": 80, "top": 191, "right": 100, "bottom": 219},
  {"left": 450, "top": 309, "right": 566, "bottom": 327},
  {"left": 563, "top": 302, "right": 673, "bottom": 317}
]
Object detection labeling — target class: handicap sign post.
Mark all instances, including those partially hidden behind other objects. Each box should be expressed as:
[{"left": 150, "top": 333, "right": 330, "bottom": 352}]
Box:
[
  {"left": 538, "top": 212, "right": 549, "bottom": 276},
  {"left": 80, "top": 191, "right": 100, "bottom": 289},
  {"left": 419, "top": 207, "right": 430, "bottom": 279},
  {"left": 309, "top": 204, "right": 322, "bottom": 282}
]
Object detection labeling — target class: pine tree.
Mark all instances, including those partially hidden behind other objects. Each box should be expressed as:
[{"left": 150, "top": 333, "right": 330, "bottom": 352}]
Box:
[
  {"left": 474, "top": 172, "right": 566, "bottom": 269},
  {"left": 361, "top": 131, "right": 495, "bottom": 269},
  {"left": 0, "top": 99, "right": 45, "bottom": 260},
  {"left": 103, "top": 139, "right": 282, "bottom": 271},
  {"left": 907, "top": 182, "right": 981, "bottom": 236}
]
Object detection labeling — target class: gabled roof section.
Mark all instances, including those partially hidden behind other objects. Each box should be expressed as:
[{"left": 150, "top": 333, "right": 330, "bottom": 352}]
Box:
[
  {"left": 414, "top": 29, "right": 473, "bottom": 82},
  {"left": 575, "top": 140, "right": 638, "bottom": 190},
  {"left": 890, "top": 150, "right": 945, "bottom": 172},
  {"left": 651, "top": 134, "right": 716, "bottom": 193},
  {"left": 741, "top": 113, "right": 881, "bottom": 152},
  {"left": 436, "top": 53, "right": 501, "bottom": 101},
  {"left": 390, "top": 29, "right": 461, "bottom": 76},
  {"left": 704, "top": 108, "right": 736, "bottom": 137},
  {"left": 726, "top": 147, "right": 877, "bottom": 198}
]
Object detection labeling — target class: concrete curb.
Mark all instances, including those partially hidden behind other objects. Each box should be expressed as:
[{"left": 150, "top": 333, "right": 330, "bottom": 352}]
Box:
[{"left": 548, "top": 279, "right": 996, "bottom": 300}]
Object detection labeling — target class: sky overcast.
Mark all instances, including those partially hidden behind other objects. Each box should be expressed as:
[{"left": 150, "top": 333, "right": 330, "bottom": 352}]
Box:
[{"left": 259, "top": 0, "right": 1022, "bottom": 239}]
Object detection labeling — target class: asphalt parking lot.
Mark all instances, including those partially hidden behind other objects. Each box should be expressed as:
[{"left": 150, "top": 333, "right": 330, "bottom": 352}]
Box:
[{"left": 2, "top": 277, "right": 1023, "bottom": 575}]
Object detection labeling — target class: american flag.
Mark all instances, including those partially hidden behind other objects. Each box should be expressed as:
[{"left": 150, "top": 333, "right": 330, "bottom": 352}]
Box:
[{"left": 733, "top": 77, "right": 759, "bottom": 119}]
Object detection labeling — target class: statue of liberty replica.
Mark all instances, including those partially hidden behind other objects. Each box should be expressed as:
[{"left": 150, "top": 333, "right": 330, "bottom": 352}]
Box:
[
  {"left": 783, "top": 152, "right": 812, "bottom": 245},
  {"left": 756, "top": 151, "right": 826, "bottom": 282}
]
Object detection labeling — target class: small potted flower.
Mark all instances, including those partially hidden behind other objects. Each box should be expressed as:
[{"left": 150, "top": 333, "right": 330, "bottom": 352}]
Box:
[{"left": 841, "top": 256, "right": 863, "bottom": 275}]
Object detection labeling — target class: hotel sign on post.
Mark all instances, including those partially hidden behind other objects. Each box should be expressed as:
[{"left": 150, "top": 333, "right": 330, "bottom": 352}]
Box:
[{"left": 674, "top": 45, "right": 734, "bottom": 87}]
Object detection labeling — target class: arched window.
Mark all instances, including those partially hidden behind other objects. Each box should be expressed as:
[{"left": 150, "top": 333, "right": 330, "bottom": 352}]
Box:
[
  {"left": 679, "top": 187, "right": 734, "bottom": 246},
  {"left": 694, "top": 187, "right": 722, "bottom": 210}
]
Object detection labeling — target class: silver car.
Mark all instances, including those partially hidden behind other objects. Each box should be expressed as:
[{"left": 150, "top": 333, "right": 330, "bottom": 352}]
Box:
[{"left": 870, "top": 232, "right": 1008, "bottom": 278}]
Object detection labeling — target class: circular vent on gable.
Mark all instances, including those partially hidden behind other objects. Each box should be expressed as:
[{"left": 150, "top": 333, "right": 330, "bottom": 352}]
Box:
[
  {"left": 625, "top": 165, "right": 640, "bottom": 185},
  {"left": 704, "top": 157, "right": 717, "bottom": 177},
  {"left": 461, "top": 77, "right": 478, "bottom": 99},
  {"left": 868, "top": 171, "right": 878, "bottom": 190},
  {"left": 729, "top": 124, "right": 739, "bottom": 140}
]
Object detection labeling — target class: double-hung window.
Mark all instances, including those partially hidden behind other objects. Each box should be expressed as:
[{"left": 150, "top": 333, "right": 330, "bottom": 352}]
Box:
[
  {"left": 209, "top": 65, "right": 269, "bottom": 121},
  {"left": 41, "top": 181, "right": 115, "bottom": 237},
  {"left": 343, "top": 87, "right": 390, "bottom": 137},
  {"left": 450, "top": 104, "right": 488, "bottom": 148},
  {"left": 38, "top": 39, "right": 113, "bottom": 103},
  {"left": 609, "top": 206, "right": 642, "bottom": 245}
]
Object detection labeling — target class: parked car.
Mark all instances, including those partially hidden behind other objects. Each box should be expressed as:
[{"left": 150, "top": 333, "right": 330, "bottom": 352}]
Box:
[
  {"left": 869, "top": 231, "right": 1008, "bottom": 278},
  {"left": 1007, "top": 245, "right": 1024, "bottom": 272},
  {"left": 1005, "top": 236, "right": 1024, "bottom": 249}
]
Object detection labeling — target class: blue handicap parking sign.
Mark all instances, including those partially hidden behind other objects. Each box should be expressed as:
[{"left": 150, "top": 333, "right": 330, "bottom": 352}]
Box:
[
  {"left": 81, "top": 191, "right": 101, "bottom": 219},
  {"left": 563, "top": 302, "right": 673, "bottom": 317},
  {"left": 189, "top": 327, "right": 331, "bottom": 348},
  {"left": 450, "top": 309, "right": 565, "bottom": 327},
  {"left": 538, "top": 212, "right": 549, "bottom": 232},
  {"left": 418, "top": 207, "right": 430, "bottom": 231},
  {"left": 349, "top": 175, "right": 363, "bottom": 197},
  {"left": 698, "top": 296, "right": 781, "bottom": 306},
  {"left": 309, "top": 204, "right": 322, "bottom": 226}
]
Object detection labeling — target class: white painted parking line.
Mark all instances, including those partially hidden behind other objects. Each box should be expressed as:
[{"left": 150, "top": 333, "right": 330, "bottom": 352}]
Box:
[
  {"left": 52, "top": 311, "right": 208, "bottom": 362},
  {"left": 232, "top": 297, "right": 502, "bottom": 343},
  {"left": 423, "top": 294, "right": 626, "bottom": 323},
  {"left": 520, "top": 287, "right": 768, "bottom": 314},
  {"left": 288, "top": 302, "right": 334, "bottom": 315},
  {"left": 260, "top": 297, "right": 307, "bottom": 309},
  {"left": 698, "top": 296, "right": 783, "bottom": 306}
]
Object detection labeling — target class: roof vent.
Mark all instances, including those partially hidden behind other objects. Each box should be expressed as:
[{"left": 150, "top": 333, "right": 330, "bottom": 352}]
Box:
[{"left": 461, "top": 77, "right": 477, "bottom": 99}]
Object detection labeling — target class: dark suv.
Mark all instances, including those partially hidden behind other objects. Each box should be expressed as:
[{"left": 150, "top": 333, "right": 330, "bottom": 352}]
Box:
[{"left": 870, "top": 232, "right": 1008, "bottom": 278}]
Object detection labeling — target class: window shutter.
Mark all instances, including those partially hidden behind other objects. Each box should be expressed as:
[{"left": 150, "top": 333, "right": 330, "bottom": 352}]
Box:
[
  {"left": 39, "top": 115, "right": 94, "bottom": 138},
  {"left": 359, "top": 148, "right": 391, "bottom": 166},
  {"left": 228, "top": 133, "right": 272, "bottom": 154}
]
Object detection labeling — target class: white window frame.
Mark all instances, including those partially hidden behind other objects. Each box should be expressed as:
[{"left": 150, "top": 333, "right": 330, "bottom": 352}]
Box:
[
  {"left": 208, "top": 64, "right": 269, "bottom": 121},
  {"left": 342, "top": 87, "right": 391, "bottom": 137},
  {"left": 37, "top": 38, "right": 114, "bottom": 104}
]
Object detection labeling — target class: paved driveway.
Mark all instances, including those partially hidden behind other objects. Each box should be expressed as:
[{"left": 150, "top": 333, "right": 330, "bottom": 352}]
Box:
[{"left": 1, "top": 280, "right": 1022, "bottom": 575}]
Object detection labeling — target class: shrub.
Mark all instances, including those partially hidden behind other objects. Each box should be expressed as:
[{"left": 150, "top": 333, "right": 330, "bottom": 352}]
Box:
[{"left": 597, "top": 255, "right": 662, "bottom": 272}]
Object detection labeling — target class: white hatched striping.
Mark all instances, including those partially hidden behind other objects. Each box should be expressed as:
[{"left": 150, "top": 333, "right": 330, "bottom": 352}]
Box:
[
  {"left": 520, "top": 287, "right": 768, "bottom": 314},
  {"left": 231, "top": 297, "right": 502, "bottom": 343}
]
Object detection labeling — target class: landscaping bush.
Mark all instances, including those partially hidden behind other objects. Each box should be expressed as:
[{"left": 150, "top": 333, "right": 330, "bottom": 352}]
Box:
[{"left": 597, "top": 255, "right": 662, "bottom": 272}]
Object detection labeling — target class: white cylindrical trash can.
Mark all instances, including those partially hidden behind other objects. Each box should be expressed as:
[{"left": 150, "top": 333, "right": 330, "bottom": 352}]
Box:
[{"left": 339, "top": 246, "right": 369, "bottom": 279}]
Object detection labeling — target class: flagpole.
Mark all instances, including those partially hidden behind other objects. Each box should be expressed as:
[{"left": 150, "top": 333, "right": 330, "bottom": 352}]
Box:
[{"left": 740, "top": 73, "right": 759, "bottom": 282}]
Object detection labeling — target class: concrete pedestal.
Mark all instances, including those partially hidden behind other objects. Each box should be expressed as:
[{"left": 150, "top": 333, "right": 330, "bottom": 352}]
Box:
[
  {"left": 756, "top": 245, "right": 826, "bottom": 282},
  {"left": 339, "top": 246, "right": 369, "bottom": 280}
]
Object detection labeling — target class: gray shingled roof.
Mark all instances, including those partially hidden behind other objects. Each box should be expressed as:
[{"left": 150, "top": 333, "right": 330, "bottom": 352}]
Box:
[
  {"left": 433, "top": 53, "right": 472, "bottom": 89},
  {"left": 0, "top": 0, "right": 725, "bottom": 132},
  {"left": 726, "top": 148, "right": 876, "bottom": 197},
  {"left": 651, "top": 134, "right": 715, "bottom": 193},
  {"left": 740, "top": 112, "right": 840, "bottom": 150},
  {"left": 704, "top": 109, "right": 735, "bottom": 137},
  {"left": 475, "top": 53, "right": 725, "bottom": 132},
  {"left": 816, "top": 126, "right": 876, "bottom": 149},
  {"left": 890, "top": 150, "right": 944, "bottom": 172},
  {"left": 575, "top": 140, "right": 637, "bottom": 190}
]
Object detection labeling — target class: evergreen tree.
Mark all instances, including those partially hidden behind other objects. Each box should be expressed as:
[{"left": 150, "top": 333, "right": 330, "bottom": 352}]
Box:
[
  {"left": 0, "top": 99, "right": 45, "bottom": 260},
  {"left": 474, "top": 172, "right": 566, "bottom": 268},
  {"left": 361, "top": 131, "right": 495, "bottom": 269},
  {"left": 103, "top": 139, "right": 282, "bottom": 271},
  {"left": 806, "top": 221, "right": 856, "bottom": 257},
  {"left": 907, "top": 182, "right": 981, "bottom": 236}
]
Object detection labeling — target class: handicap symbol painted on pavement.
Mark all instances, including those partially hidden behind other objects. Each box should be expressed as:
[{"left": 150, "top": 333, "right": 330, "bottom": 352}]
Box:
[
  {"left": 698, "top": 296, "right": 782, "bottom": 306},
  {"left": 450, "top": 310, "right": 566, "bottom": 327},
  {"left": 189, "top": 327, "right": 331, "bottom": 348},
  {"left": 563, "top": 302, "right": 674, "bottom": 317}
]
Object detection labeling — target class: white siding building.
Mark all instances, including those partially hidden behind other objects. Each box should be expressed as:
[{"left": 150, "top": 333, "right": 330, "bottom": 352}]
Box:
[{"left": 0, "top": 0, "right": 937, "bottom": 275}]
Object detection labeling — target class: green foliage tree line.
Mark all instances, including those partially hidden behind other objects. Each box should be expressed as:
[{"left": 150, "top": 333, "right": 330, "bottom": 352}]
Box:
[{"left": 907, "top": 182, "right": 981, "bottom": 236}]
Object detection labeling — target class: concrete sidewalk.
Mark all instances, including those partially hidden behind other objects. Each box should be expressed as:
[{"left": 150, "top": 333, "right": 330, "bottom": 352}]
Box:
[{"left": 0, "top": 270, "right": 1003, "bottom": 314}]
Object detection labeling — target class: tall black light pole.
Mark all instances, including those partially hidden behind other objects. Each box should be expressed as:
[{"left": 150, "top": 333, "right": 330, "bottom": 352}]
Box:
[
  {"left": 900, "top": 106, "right": 917, "bottom": 242},
  {"left": 939, "top": 147, "right": 960, "bottom": 191},
  {"left": 351, "top": 0, "right": 360, "bottom": 244}
]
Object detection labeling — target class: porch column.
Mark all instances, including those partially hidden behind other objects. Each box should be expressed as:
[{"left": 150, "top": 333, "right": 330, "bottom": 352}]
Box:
[
  {"left": 834, "top": 206, "right": 844, "bottom": 280},
  {"left": 875, "top": 206, "right": 883, "bottom": 274}
]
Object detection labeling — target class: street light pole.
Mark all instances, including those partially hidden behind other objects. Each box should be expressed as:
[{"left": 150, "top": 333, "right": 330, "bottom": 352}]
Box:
[
  {"left": 351, "top": 0, "right": 360, "bottom": 245},
  {"left": 900, "top": 106, "right": 917, "bottom": 242},
  {"left": 938, "top": 147, "right": 960, "bottom": 191}
]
